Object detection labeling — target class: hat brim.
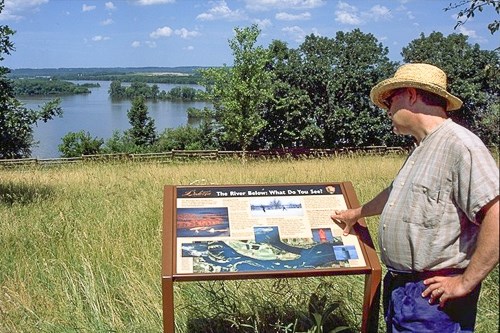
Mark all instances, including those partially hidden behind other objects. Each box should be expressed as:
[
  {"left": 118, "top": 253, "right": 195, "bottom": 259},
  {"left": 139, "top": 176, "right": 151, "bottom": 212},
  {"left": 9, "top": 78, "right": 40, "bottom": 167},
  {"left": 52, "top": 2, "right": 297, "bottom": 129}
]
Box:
[{"left": 370, "top": 78, "right": 463, "bottom": 111}]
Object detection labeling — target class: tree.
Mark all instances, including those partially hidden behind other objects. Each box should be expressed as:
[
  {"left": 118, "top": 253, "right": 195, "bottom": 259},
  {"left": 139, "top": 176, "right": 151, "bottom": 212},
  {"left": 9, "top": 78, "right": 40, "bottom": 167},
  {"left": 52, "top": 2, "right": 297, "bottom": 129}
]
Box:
[
  {"left": 401, "top": 31, "right": 499, "bottom": 145},
  {"left": 58, "top": 131, "right": 103, "bottom": 157},
  {"left": 0, "top": 0, "right": 63, "bottom": 158},
  {"left": 201, "top": 24, "right": 275, "bottom": 155},
  {"left": 260, "top": 29, "right": 401, "bottom": 149},
  {"left": 155, "top": 125, "right": 212, "bottom": 151},
  {"left": 445, "top": 0, "right": 500, "bottom": 35},
  {"left": 151, "top": 84, "right": 160, "bottom": 99},
  {"left": 321, "top": 29, "right": 400, "bottom": 147},
  {"left": 102, "top": 130, "right": 138, "bottom": 154},
  {"left": 0, "top": 98, "right": 63, "bottom": 158},
  {"left": 108, "top": 80, "right": 126, "bottom": 98},
  {"left": 257, "top": 39, "right": 319, "bottom": 148},
  {"left": 126, "top": 95, "right": 157, "bottom": 147}
]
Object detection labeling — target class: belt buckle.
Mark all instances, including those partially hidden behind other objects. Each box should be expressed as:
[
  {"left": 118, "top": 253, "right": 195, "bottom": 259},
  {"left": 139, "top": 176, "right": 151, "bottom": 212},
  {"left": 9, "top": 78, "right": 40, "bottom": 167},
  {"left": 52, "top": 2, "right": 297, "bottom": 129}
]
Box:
[
  {"left": 389, "top": 270, "right": 415, "bottom": 281},
  {"left": 389, "top": 271, "right": 401, "bottom": 278}
]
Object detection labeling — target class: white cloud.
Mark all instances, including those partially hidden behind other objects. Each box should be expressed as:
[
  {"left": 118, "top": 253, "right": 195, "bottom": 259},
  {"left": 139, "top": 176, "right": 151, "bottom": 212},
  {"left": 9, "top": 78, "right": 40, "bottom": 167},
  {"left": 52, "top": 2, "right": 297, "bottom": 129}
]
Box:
[
  {"left": 101, "top": 18, "right": 114, "bottom": 25},
  {"left": 0, "top": 0, "right": 48, "bottom": 21},
  {"left": 175, "top": 28, "right": 200, "bottom": 39},
  {"left": 335, "top": 2, "right": 391, "bottom": 25},
  {"left": 196, "top": 0, "right": 246, "bottom": 21},
  {"left": 245, "top": 0, "right": 325, "bottom": 11},
  {"left": 253, "top": 18, "right": 272, "bottom": 29},
  {"left": 335, "top": 1, "right": 361, "bottom": 25},
  {"left": 131, "top": 41, "right": 141, "bottom": 48},
  {"left": 82, "top": 4, "right": 97, "bottom": 12},
  {"left": 457, "top": 25, "right": 477, "bottom": 37},
  {"left": 337, "top": 1, "right": 356, "bottom": 11},
  {"left": 145, "top": 41, "right": 157, "bottom": 48},
  {"left": 366, "top": 5, "right": 391, "bottom": 21},
  {"left": 150, "top": 26, "right": 173, "bottom": 38},
  {"left": 282, "top": 25, "right": 306, "bottom": 43},
  {"left": 92, "top": 35, "right": 110, "bottom": 41},
  {"left": 134, "top": 0, "right": 175, "bottom": 5},
  {"left": 184, "top": 46, "right": 195, "bottom": 51},
  {"left": 105, "top": 2, "right": 117, "bottom": 10},
  {"left": 457, "top": 25, "right": 487, "bottom": 43},
  {"left": 276, "top": 11, "right": 311, "bottom": 21},
  {"left": 335, "top": 11, "right": 360, "bottom": 25},
  {"left": 150, "top": 26, "right": 199, "bottom": 40},
  {"left": 4, "top": 0, "right": 48, "bottom": 10}
]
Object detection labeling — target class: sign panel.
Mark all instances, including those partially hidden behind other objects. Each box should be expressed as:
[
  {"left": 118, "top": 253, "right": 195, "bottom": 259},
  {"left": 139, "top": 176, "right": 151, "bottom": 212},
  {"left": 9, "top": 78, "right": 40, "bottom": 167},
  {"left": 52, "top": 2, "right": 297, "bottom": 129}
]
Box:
[
  {"left": 174, "top": 184, "right": 366, "bottom": 275},
  {"left": 162, "top": 182, "right": 381, "bottom": 333}
]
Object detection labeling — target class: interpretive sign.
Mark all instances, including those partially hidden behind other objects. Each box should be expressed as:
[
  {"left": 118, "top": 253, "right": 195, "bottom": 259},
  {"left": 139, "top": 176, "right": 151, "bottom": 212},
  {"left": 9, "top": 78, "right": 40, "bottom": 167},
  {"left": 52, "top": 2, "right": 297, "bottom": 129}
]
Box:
[{"left": 162, "top": 182, "right": 381, "bottom": 333}]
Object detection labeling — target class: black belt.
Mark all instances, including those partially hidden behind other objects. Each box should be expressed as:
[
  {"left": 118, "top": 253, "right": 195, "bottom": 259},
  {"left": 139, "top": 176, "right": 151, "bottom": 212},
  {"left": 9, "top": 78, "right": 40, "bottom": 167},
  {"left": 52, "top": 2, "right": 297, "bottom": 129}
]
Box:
[{"left": 388, "top": 268, "right": 466, "bottom": 282}]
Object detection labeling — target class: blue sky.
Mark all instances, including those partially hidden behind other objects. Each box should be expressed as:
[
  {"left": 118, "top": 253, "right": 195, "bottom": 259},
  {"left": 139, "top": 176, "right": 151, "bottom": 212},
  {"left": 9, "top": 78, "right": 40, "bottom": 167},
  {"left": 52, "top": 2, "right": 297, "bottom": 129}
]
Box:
[{"left": 1, "top": 0, "right": 498, "bottom": 69}]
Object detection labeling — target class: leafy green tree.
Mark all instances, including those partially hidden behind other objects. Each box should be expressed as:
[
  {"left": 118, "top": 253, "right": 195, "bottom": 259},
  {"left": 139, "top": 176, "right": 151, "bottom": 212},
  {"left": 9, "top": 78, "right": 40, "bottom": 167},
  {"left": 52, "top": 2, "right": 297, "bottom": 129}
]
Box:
[
  {"left": 12, "top": 78, "right": 93, "bottom": 95},
  {"left": 401, "top": 31, "right": 499, "bottom": 145},
  {"left": 168, "top": 86, "right": 198, "bottom": 101},
  {"left": 260, "top": 29, "right": 400, "bottom": 149},
  {"left": 153, "top": 105, "right": 218, "bottom": 151},
  {"left": 445, "top": 0, "right": 500, "bottom": 35},
  {"left": 480, "top": 102, "right": 499, "bottom": 146},
  {"left": 257, "top": 40, "right": 318, "bottom": 148},
  {"left": 0, "top": 0, "right": 63, "bottom": 158},
  {"left": 127, "top": 82, "right": 155, "bottom": 99},
  {"left": 58, "top": 130, "right": 104, "bottom": 157},
  {"left": 102, "top": 130, "right": 138, "bottom": 153},
  {"left": 322, "top": 29, "right": 399, "bottom": 147},
  {"left": 156, "top": 126, "right": 206, "bottom": 150},
  {"left": 151, "top": 84, "right": 160, "bottom": 99},
  {"left": 108, "top": 80, "right": 126, "bottom": 98},
  {"left": 0, "top": 98, "right": 63, "bottom": 158},
  {"left": 201, "top": 24, "right": 275, "bottom": 155},
  {"left": 0, "top": 0, "right": 14, "bottom": 98},
  {"left": 126, "top": 95, "right": 157, "bottom": 147}
]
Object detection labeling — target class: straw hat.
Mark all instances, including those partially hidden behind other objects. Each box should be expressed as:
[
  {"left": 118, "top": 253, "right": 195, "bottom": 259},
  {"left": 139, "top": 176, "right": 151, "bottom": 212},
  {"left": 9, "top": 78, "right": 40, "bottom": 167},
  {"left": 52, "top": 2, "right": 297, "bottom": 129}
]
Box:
[{"left": 370, "top": 63, "right": 463, "bottom": 111}]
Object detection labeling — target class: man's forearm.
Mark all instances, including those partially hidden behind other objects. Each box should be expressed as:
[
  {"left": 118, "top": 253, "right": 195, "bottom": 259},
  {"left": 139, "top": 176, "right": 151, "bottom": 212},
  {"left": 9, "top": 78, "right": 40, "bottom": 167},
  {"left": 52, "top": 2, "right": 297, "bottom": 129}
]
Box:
[
  {"left": 462, "top": 198, "right": 499, "bottom": 292},
  {"left": 359, "top": 187, "right": 391, "bottom": 218}
]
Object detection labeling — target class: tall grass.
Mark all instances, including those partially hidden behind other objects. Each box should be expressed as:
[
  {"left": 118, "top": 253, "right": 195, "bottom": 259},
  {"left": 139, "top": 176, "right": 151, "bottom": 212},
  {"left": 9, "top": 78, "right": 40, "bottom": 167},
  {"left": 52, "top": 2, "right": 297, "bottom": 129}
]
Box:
[{"left": 0, "top": 156, "right": 497, "bottom": 332}]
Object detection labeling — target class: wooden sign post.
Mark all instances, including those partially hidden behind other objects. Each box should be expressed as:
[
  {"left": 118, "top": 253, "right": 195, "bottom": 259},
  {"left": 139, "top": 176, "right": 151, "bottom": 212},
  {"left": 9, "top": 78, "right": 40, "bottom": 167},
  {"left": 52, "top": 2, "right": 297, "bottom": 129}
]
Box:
[{"left": 162, "top": 182, "right": 381, "bottom": 332}]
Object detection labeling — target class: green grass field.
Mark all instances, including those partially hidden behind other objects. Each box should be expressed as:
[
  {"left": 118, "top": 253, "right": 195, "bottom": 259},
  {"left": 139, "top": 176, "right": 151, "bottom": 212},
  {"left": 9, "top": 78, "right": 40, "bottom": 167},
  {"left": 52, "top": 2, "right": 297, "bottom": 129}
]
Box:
[{"left": 0, "top": 156, "right": 498, "bottom": 332}]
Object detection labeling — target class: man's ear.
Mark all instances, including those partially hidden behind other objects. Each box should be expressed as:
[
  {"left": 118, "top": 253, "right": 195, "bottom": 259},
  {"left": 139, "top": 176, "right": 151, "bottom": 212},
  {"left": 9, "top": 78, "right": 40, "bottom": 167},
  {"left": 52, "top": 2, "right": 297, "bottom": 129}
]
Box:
[{"left": 407, "top": 87, "right": 418, "bottom": 106}]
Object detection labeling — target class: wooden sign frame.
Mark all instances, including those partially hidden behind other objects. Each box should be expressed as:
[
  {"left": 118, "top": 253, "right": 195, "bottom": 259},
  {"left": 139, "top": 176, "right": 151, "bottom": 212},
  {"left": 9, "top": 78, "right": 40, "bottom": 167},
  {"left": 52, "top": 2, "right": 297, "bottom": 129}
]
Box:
[{"left": 162, "top": 182, "right": 381, "bottom": 332}]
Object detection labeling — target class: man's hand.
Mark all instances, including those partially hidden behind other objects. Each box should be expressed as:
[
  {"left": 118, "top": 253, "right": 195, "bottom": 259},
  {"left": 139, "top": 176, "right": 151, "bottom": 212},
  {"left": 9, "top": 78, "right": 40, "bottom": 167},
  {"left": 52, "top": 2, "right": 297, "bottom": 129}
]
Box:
[
  {"left": 422, "top": 275, "right": 471, "bottom": 308},
  {"left": 422, "top": 198, "right": 499, "bottom": 308},
  {"left": 330, "top": 208, "right": 361, "bottom": 236},
  {"left": 330, "top": 187, "right": 390, "bottom": 235}
]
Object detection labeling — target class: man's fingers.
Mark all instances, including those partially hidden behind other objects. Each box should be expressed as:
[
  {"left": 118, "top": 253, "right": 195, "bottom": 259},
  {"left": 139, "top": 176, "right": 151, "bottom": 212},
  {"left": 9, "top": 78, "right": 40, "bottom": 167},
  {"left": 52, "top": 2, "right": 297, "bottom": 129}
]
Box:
[
  {"left": 439, "top": 293, "right": 449, "bottom": 308},
  {"left": 427, "top": 287, "right": 444, "bottom": 304},
  {"left": 331, "top": 210, "right": 358, "bottom": 235},
  {"left": 331, "top": 217, "right": 351, "bottom": 235},
  {"left": 342, "top": 225, "right": 351, "bottom": 236}
]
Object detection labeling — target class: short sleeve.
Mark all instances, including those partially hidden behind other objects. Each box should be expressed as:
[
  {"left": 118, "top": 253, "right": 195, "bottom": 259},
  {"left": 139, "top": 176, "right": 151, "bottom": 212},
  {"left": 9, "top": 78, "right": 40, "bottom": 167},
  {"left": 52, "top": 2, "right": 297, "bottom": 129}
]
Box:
[{"left": 453, "top": 145, "right": 499, "bottom": 223}]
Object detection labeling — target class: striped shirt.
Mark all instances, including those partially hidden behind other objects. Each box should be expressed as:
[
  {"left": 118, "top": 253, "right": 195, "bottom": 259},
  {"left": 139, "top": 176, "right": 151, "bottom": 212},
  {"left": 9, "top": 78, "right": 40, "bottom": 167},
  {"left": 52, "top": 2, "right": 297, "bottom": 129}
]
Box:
[{"left": 379, "top": 119, "right": 499, "bottom": 271}]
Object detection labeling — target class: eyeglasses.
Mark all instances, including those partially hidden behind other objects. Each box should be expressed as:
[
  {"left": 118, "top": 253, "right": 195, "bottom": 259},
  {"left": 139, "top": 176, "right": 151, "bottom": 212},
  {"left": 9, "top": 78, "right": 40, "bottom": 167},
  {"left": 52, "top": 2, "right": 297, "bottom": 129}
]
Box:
[{"left": 382, "top": 89, "right": 404, "bottom": 109}]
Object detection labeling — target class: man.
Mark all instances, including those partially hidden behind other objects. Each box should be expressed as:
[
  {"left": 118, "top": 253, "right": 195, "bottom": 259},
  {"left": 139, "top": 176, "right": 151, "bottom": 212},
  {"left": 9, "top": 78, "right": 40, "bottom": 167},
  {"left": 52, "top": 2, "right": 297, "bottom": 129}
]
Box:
[{"left": 331, "top": 63, "right": 499, "bottom": 332}]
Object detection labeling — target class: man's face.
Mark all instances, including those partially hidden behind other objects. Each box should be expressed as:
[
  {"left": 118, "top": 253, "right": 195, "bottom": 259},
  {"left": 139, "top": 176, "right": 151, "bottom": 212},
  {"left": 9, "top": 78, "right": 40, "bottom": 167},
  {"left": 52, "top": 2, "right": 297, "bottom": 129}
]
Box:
[{"left": 383, "top": 89, "right": 408, "bottom": 135}]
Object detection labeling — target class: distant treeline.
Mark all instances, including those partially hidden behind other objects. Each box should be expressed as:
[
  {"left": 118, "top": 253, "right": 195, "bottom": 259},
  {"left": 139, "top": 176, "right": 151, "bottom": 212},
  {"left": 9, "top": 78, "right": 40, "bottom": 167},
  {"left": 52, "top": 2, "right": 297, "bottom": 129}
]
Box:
[
  {"left": 60, "top": 73, "right": 202, "bottom": 84},
  {"left": 8, "top": 66, "right": 206, "bottom": 84},
  {"left": 12, "top": 78, "right": 100, "bottom": 96},
  {"left": 108, "top": 80, "right": 207, "bottom": 101}
]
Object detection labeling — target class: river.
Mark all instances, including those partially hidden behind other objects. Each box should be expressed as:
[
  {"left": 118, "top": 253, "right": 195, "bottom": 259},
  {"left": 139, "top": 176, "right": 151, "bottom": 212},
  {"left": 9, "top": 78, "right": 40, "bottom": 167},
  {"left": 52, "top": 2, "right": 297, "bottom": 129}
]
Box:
[{"left": 18, "top": 81, "right": 211, "bottom": 158}]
